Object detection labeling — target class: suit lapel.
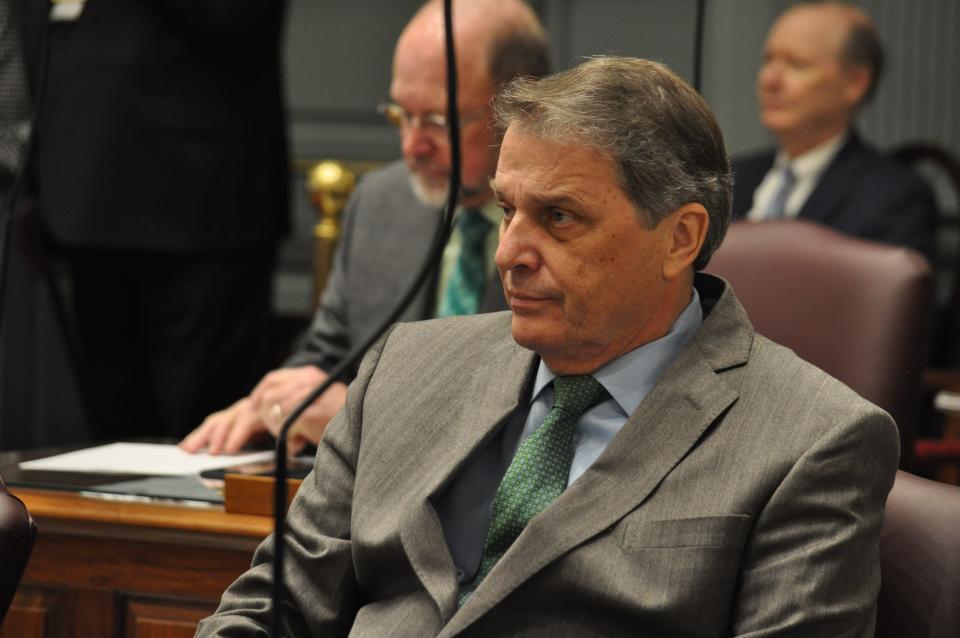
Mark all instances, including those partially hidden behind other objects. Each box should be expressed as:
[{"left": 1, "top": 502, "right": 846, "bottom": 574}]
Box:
[
  {"left": 400, "top": 330, "right": 537, "bottom": 623},
  {"left": 443, "top": 275, "right": 753, "bottom": 635},
  {"left": 798, "top": 133, "right": 867, "bottom": 224},
  {"left": 732, "top": 151, "right": 775, "bottom": 219}
]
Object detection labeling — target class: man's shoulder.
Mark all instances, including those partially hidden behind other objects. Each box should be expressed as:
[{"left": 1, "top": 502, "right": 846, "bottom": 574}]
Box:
[
  {"left": 731, "top": 148, "right": 776, "bottom": 173},
  {"left": 354, "top": 160, "right": 413, "bottom": 196},
  {"left": 360, "top": 311, "right": 529, "bottom": 397},
  {"left": 730, "top": 148, "right": 776, "bottom": 217},
  {"left": 346, "top": 160, "right": 433, "bottom": 227},
  {"left": 743, "top": 332, "right": 894, "bottom": 429},
  {"left": 387, "top": 311, "right": 515, "bottom": 352},
  {"left": 830, "top": 135, "right": 929, "bottom": 195}
]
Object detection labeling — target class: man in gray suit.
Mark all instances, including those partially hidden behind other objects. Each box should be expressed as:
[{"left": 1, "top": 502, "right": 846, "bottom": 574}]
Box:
[
  {"left": 198, "top": 57, "right": 898, "bottom": 637},
  {"left": 181, "top": 0, "right": 550, "bottom": 455}
]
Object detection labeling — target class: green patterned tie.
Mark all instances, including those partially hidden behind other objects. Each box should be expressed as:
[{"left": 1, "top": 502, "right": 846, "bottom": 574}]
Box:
[
  {"left": 438, "top": 210, "right": 492, "bottom": 317},
  {"left": 459, "top": 375, "right": 609, "bottom": 605}
]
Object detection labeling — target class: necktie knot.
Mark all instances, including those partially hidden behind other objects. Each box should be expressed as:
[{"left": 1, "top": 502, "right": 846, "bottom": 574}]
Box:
[{"left": 552, "top": 375, "right": 609, "bottom": 416}]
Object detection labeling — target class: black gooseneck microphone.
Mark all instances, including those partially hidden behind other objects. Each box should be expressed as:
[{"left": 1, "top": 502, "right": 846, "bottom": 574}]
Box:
[
  {"left": 693, "top": 0, "right": 706, "bottom": 93},
  {"left": 270, "top": 0, "right": 462, "bottom": 633}
]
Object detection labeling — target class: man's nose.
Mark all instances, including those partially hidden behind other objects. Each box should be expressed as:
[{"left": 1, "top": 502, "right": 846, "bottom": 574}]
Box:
[
  {"left": 758, "top": 62, "right": 782, "bottom": 91},
  {"left": 401, "top": 126, "right": 435, "bottom": 159},
  {"left": 495, "top": 214, "right": 541, "bottom": 273}
]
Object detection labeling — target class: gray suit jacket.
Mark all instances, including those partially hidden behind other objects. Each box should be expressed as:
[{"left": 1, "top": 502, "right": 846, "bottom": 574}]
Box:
[
  {"left": 199, "top": 274, "right": 899, "bottom": 637},
  {"left": 287, "top": 160, "right": 508, "bottom": 380}
]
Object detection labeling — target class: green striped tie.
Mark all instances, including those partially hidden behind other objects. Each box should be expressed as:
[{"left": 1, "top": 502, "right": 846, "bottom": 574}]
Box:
[
  {"left": 459, "top": 375, "right": 609, "bottom": 605},
  {"left": 438, "top": 210, "right": 491, "bottom": 317}
]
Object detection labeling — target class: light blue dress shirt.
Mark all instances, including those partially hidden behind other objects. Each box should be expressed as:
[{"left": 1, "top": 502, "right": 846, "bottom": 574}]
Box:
[
  {"left": 434, "top": 290, "right": 703, "bottom": 586},
  {"left": 524, "top": 288, "right": 703, "bottom": 486}
]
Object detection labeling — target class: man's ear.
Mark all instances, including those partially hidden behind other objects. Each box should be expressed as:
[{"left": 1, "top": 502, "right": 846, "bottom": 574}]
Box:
[
  {"left": 662, "top": 203, "right": 709, "bottom": 280},
  {"left": 843, "top": 65, "right": 872, "bottom": 107}
]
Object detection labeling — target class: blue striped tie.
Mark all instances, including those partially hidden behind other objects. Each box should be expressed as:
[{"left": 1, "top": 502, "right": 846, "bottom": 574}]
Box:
[{"left": 765, "top": 165, "right": 796, "bottom": 219}]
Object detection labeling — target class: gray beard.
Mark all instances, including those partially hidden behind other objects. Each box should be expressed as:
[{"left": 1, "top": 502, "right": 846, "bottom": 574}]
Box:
[{"left": 408, "top": 174, "right": 488, "bottom": 209}]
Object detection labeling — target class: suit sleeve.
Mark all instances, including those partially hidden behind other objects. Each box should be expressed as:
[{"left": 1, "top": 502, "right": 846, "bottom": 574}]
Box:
[
  {"left": 730, "top": 406, "right": 900, "bottom": 637},
  {"left": 195, "top": 328, "right": 395, "bottom": 637},
  {"left": 282, "top": 184, "right": 365, "bottom": 379},
  {"left": 874, "top": 177, "right": 938, "bottom": 264}
]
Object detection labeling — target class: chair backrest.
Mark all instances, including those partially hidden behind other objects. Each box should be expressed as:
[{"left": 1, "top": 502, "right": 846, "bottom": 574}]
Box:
[
  {"left": 0, "top": 476, "right": 37, "bottom": 625},
  {"left": 876, "top": 470, "right": 960, "bottom": 638},
  {"left": 705, "top": 219, "right": 933, "bottom": 468}
]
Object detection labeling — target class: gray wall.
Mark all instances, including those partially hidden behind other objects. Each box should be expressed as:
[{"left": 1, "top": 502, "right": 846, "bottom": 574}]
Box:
[{"left": 277, "top": 0, "right": 960, "bottom": 311}]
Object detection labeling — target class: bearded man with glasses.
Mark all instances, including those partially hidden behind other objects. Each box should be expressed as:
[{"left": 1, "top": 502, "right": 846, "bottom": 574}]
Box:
[{"left": 181, "top": 0, "right": 550, "bottom": 456}]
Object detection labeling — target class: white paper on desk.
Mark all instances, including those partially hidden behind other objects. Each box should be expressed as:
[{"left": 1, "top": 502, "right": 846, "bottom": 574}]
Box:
[{"left": 18, "top": 443, "right": 275, "bottom": 476}]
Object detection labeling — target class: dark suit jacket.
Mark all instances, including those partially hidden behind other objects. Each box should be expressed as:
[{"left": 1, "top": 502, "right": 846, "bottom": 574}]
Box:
[
  {"left": 33, "top": 0, "right": 289, "bottom": 252},
  {"left": 732, "top": 132, "right": 937, "bottom": 261},
  {"left": 287, "top": 160, "right": 508, "bottom": 380},
  {"left": 199, "top": 274, "right": 898, "bottom": 637}
]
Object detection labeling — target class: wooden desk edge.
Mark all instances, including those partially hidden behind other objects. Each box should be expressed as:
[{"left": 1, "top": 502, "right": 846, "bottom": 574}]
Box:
[{"left": 12, "top": 487, "right": 274, "bottom": 538}]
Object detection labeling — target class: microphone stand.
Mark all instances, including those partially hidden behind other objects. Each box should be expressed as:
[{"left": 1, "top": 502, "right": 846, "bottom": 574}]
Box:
[
  {"left": 270, "top": 0, "right": 462, "bottom": 634},
  {"left": 693, "top": 0, "right": 706, "bottom": 93}
]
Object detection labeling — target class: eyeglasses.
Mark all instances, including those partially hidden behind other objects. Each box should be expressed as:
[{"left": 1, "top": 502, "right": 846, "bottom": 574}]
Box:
[{"left": 378, "top": 102, "right": 486, "bottom": 139}]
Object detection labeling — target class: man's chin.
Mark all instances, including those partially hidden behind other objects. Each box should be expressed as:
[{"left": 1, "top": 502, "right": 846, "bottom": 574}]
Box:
[
  {"left": 409, "top": 173, "right": 489, "bottom": 208},
  {"left": 409, "top": 174, "right": 450, "bottom": 208},
  {"left": 509, "top": 317, "right": 559, "bottom": 353}
]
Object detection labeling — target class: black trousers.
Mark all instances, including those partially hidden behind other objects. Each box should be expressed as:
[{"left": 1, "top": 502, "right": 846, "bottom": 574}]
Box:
[{"left": 64, "top": 248, "right": 276, "bottom": 441}]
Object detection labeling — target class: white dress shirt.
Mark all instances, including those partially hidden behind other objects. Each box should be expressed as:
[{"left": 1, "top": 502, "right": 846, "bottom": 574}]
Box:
[{"left": 746, "top": 131, "right": 849, "bottom": 221}]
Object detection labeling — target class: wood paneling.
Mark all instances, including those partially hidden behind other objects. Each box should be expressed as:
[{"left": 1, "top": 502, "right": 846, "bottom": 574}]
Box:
[
  {"left": 1, "top": 587, "right": 63, "bottom": 638},
  {"left": 2, "top": 489, "right": 271, "bottom": 638},
  {"left": 124, "top": 598, "right": 212, "bottom": 638}
]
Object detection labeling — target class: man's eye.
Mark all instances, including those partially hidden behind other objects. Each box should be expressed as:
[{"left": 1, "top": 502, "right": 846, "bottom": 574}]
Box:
[
  {"left": 500, "top": 205, "right": 515, "bottom": 219},
  {"left": 549, "top": 209, "right": 574, "bottom": 224}
]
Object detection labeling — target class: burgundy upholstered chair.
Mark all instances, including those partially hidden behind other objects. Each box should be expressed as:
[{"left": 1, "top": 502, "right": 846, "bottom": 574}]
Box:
[
  {"left": 705, "top": 219, "right": 933, "bottom": 469},
  {"left": 876, "top": 470, "right": 960, "bottom": 638},
  {"left": 0, "top": 475, "right": 36, "bottom": 625}
]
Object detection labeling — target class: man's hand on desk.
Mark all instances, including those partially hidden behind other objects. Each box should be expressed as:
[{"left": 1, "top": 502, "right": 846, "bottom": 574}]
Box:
[
  {"left": 178, "top": 366, "right": 348, "bottom": 456},
  {"left": 251, "top": 366, "right": 348, "bottom": 456},
  {"left": 179, "top": 396, "right": 269, "bottom": 455}
]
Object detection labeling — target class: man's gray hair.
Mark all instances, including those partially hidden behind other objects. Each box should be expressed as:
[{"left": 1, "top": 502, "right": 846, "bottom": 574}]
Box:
[{"left": 493, "top": 56, "right": 732, "bottom": 270}]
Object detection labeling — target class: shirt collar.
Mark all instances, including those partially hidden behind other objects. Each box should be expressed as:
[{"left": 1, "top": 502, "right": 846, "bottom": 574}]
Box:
[
  {"left": 775, "top": 129, "right": 849, "bottom": 182},
  {"left": 529, "top": 287, "right": 703, "bottom": 417}
]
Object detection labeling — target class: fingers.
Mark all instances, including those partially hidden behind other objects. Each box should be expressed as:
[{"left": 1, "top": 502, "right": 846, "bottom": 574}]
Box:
[
  {"left": 287, "top": 431, "right": 310, "bottom": 457},
  {"left": 287, "top": 381, "right": 349, "bottom": 446},
  {"left": 222, "top": 403, "right": 270, "bottom": 454},
  {"left": 261, "top": 400, "right": 289, "bottom": 437},
  {"left": 179, "top": 400, "right": 241, "bottom": 454},
  {"left": 178, "top": 397, "right": 267, "bottom": 455},
  {"left": 252, "top": 366, "right": 329, "bottom": 409}
]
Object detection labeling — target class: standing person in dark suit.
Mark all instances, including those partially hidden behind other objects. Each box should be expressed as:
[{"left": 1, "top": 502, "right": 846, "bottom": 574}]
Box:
[
  {"left": 180, "top": 0, "right": 550, "bottom": 456},
  {"left": 0, "top": 0, "right": 41, "bottom": 198},
  {"left": 32, "top": 0, "right": 290, "bottom": 440},
  {"left": 731, "top": 1, "right": 936, "bottom": 261}
]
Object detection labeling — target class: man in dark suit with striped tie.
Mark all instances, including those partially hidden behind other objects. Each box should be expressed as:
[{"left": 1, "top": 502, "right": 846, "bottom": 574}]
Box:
[{"left": 731, "top": 1, "right": 936, "bottom": 261}]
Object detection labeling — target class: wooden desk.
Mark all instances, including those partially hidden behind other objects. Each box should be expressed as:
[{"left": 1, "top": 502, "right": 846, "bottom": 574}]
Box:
[{"left": 1, "top": 487, "right": 272, "bottom": 638}]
